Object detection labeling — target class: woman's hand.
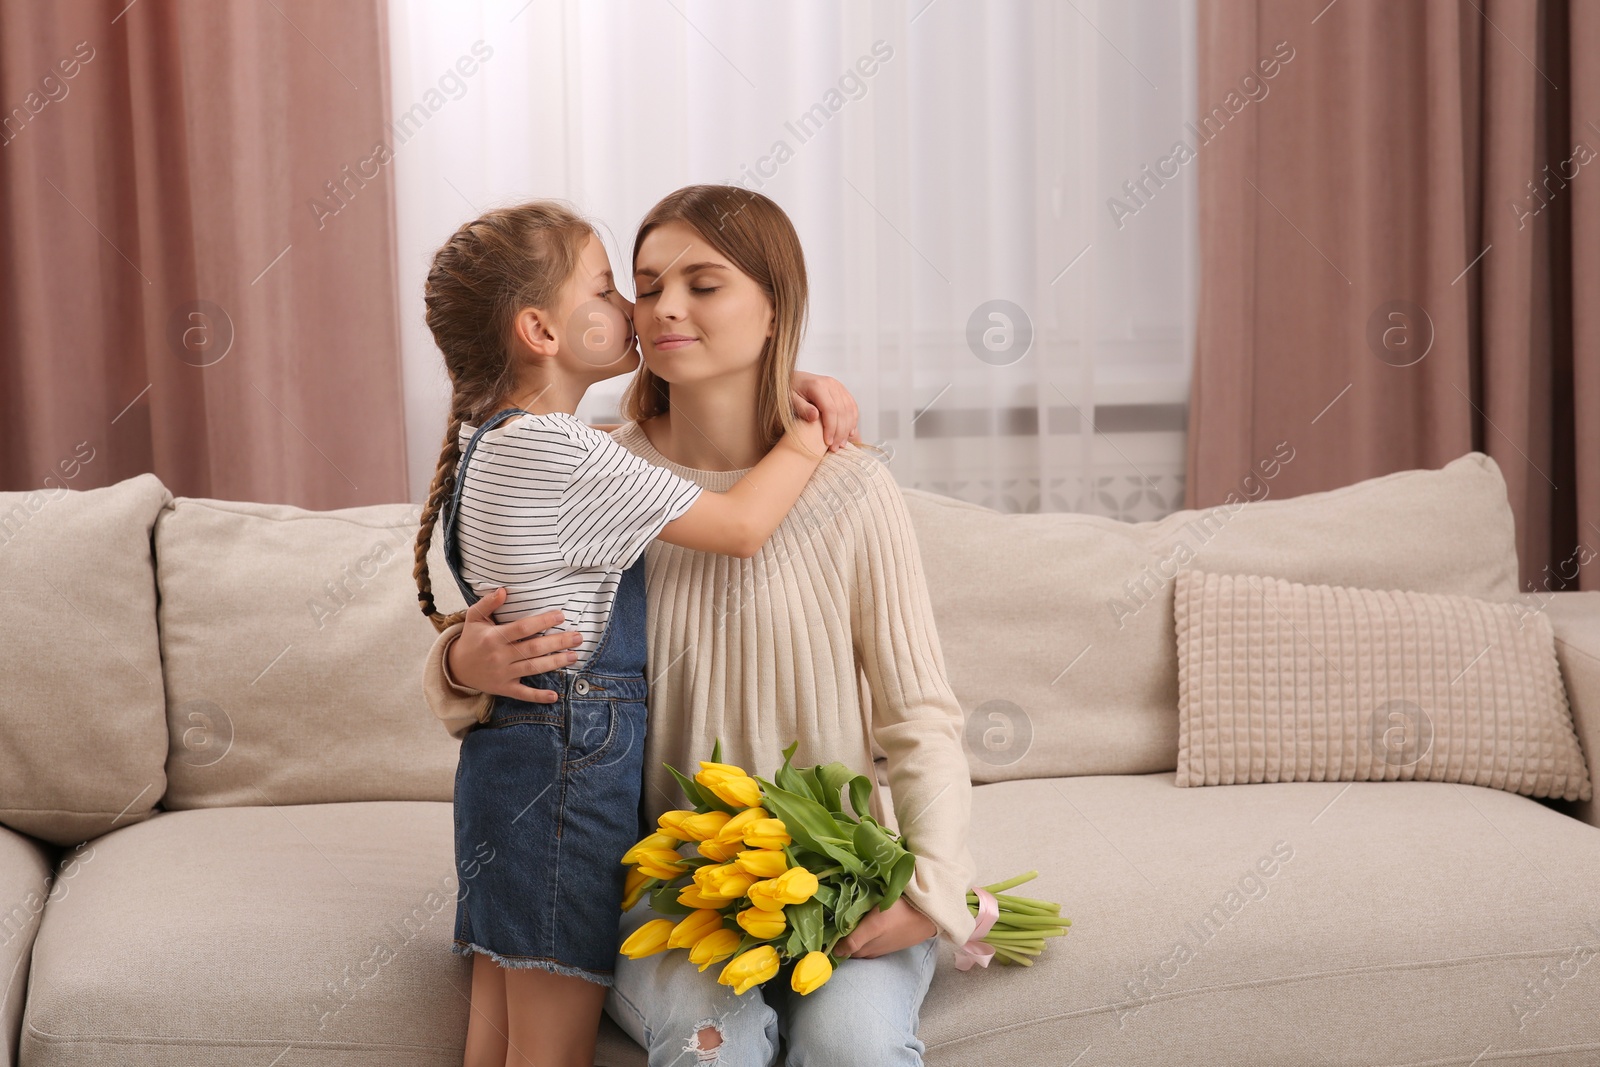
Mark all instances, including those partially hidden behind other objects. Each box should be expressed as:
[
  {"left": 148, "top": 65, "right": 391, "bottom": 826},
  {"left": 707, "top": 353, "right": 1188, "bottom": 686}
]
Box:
[
  {"left": 790, "top": 371, "right": 860, "bottom": 452},
  {"left": 833, "top": 897, "right": 937, "bottom": 960},
  {"left": 446, "top": 587, "right": 585, "bottom": 702}
]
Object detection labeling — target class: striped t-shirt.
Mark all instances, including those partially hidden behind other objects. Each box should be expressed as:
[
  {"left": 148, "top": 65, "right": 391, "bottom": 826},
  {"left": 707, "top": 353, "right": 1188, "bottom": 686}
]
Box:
[{"left": 451, "top": 412, "right": 704, "bottom": 669}]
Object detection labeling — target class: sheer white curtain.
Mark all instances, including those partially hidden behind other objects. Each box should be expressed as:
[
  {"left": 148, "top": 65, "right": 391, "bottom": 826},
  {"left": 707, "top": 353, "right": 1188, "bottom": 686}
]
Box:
[{"left": 390, "top": 0, "right": 1196, "bottom": 518}]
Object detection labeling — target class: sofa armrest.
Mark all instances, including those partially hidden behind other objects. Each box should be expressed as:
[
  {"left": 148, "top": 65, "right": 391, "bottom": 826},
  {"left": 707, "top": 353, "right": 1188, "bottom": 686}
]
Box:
[{"left": 1524, "top": 591, "right": 1600, "bottom": 827}]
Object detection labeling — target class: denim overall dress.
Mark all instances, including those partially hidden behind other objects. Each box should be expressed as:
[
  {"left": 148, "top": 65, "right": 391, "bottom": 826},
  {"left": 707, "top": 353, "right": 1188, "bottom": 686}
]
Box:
[{"left": 439, "top": 407, "right": 650, "bottom": 986}]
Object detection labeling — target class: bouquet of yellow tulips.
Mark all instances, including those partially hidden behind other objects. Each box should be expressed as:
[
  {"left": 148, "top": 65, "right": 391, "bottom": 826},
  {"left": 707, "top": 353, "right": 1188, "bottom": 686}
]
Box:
[{"left": 617, "top": 741, "right": 1070, "bottom": 997}]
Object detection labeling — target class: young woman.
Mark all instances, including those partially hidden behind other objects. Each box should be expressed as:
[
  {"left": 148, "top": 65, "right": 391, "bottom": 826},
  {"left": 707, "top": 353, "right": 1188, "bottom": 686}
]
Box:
[{"left": 424, "top": 185, "right": 977, "bottom": 1067}]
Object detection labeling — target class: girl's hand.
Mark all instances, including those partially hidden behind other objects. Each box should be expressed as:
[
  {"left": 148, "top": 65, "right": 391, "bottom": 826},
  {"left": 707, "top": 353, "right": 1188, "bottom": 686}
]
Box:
[
  {"left": 833, "top": 897, "right": 937, "bottom": 960},
  {"left": 790, "top": 371, "right": 860, "bottom": 452},
  {"left": 447, "top": 587, "right": 585, "bottom": 702}
]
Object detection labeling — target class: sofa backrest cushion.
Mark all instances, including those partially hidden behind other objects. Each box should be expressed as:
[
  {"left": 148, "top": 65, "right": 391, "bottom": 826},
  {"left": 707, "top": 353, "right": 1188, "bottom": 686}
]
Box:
[
  {"left": 903, "top": 451, "right": 1523, "bottom": 783},
  {"left": 0, "top": 473, "right": 172, "bottom": 844},
  {"left": 154, "top": 496, "right": 467, "bottom": 809}
]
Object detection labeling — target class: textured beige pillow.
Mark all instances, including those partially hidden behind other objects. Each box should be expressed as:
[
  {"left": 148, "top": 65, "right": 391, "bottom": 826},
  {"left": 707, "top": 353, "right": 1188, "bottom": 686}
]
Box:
[
  {"left": 1174, "top": 568, "right": 1593, "bottom": 800},
  {"left": 0, "top": 473, "right": 172, "bottom": 845},
  {"left": 904, "top": 451, "right": 1522, "bottom": 784},
  {"left": 155, "top": 496, "right": 468, "bottom": 809}
]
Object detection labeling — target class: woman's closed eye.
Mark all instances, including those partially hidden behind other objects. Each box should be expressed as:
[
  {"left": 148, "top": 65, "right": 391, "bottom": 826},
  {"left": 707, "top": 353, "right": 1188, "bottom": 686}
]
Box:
[{"left": 635, "top": 286, "right": 719, "bottom": 299}]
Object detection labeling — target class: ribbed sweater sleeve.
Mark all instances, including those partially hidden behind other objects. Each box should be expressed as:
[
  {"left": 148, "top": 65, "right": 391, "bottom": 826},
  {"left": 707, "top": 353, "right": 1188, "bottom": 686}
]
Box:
[
  {"left": 422, "top": 621, "right": 489, "bottom": 741},
  {"left": 845, "top": 456, "right": 979, "bottom": 945}
]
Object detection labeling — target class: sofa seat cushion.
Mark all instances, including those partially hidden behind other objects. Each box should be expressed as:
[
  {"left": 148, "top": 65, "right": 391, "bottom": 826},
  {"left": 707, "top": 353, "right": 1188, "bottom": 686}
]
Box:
[
  {"left": 920, "top": 775, "right": 1600, "bottom": 1065},
  {"left": 1, "top": 825, "right": 58, "bottom": 1066},
  {"left": 21, "top": 802, "right": 469, "bottom": 1066}
]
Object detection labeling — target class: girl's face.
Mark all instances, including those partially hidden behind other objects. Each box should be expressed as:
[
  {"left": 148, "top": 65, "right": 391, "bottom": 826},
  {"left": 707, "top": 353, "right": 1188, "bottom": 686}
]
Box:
[
  {"left": 631, "top": 220, "right": 774, "bottom": 387},
  {"left": 555, "top": 233, "right": 637, "bottom": 379}
]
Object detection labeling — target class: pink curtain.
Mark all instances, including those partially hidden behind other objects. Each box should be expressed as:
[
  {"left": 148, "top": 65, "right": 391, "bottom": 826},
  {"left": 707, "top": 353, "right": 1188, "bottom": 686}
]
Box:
[
  {"left": 1190, "top": 0, "right": 1599, "bottom": 593},
  {"left": 0, "top": 0, "right": 406, "bottom": 507}
]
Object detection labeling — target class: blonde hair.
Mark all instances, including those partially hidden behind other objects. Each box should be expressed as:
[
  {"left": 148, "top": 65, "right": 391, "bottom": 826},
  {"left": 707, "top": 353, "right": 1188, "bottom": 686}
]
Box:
[
  {"left": 621, "top": 184, "right": 877, "bottom": 459},
  {"left": 412, "top": 201, "right": 593, "bottom": 632}
]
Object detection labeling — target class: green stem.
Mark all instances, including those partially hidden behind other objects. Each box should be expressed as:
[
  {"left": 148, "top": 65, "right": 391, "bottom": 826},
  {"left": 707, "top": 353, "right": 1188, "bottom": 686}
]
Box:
[
  {"left": 979, "top": 871, "right": 1039, "bottom": 895},
  {"left": 989, "top": 944, "right": 1035, "bottom": 966},
  {"left": 982, "top": 931, "right": 1045, "bottom": 945},
  {"left": 992, "top": 894, "right": 1060, "bottom": 914},
  {"left": 990, "top": 915, "right": 1068, "bottom": 930},
  {"left": 987, "top": 927, "right": 1068, "bottom": 941},
  {"left": 971, "top": 892, "right": 1056, "bottom": 914}
]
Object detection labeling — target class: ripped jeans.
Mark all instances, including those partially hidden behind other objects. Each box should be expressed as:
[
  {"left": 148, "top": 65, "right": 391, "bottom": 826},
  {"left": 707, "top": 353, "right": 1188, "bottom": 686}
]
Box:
[{"left": 606, "top": 903, "right": 938, "bottom": 1066}]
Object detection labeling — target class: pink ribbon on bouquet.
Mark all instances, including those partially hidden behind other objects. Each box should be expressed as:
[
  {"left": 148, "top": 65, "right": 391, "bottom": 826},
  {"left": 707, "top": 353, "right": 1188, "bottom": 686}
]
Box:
[{"left": 954, "top": 886, "right": 1000, "bottom": 971}]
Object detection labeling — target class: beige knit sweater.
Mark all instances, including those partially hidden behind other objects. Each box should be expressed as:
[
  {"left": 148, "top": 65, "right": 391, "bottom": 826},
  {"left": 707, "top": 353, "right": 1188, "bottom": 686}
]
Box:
[{"left": 423, "top": 421, "right": 978, "bottom": 945}]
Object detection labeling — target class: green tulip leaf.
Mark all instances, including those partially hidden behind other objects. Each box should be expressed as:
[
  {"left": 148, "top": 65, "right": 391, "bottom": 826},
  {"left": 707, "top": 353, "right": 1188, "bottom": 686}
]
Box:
[
  {"left": 847, "top": 774, "right": 874, "bottom": 821},
  {"left": 777, "top": 743, "right": 835, "bottom": 808},
  {"left": 790, "top": 897, "right": 825, "bottom": 954},
  {"left": 666, "top": 763, "right": 737, "bottom": 815},
  {"left": 755, "top": 779, "right": 865, "bottom": 875},
  {"left": 852, "top": 819, "right": 905, "bottom": 878},
  {"left": 790, "top": 848, "right": 833, "bottom": 872},
  {"left": 810, "top": 761, "right": 863, "bottom": 816},
  {"left": 834, "top": 878, "right": 878, "bottom": 934},
  {"left": 775, "top": 759, "right": 812, "bottom": 801},
  {"left": 879, "top": 852, "right": 917, "bottom": 910},
  {"left": 799, "top": 766, "right": 836, "bottom": 809},
  {"left": 648, "top": 884, "right": 693, "bottom": 916}
]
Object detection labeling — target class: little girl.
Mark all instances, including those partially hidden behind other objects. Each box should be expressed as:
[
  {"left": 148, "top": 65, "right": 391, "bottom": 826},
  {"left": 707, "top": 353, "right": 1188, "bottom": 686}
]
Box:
[{"left": 411, "top": 201, "right": 845, "bottom": 1067}]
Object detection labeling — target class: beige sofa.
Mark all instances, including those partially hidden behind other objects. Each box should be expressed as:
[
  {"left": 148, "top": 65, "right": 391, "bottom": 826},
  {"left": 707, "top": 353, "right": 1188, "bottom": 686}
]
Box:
[{"left": 2, "top": 451, "right": 1597, "bottom": 1066}]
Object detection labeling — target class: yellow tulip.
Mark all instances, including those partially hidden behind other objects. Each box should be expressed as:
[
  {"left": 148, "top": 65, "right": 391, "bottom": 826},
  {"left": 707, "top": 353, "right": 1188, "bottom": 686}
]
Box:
[
  {"left": 746, "top": 880, "right": 782, "bottom": 912},
  {"left": 622, "top": 868, "right": 652, "bottom": 911},
  {"left": 678, "top": 810, "right": 733, "bottom": 842},
  {"left": 633, "top": 849, "right": 688, "bottom": 881},
  {"left": 742, "top": 819, "right": 792, "bottom": 850},
  {"left": 677, "top": 884, "right": 727, "bottom": 909},
  {"left": 691, "top": 862, "right": 731, "bottom": 891},
  {"left": 715, "top": 806, "right": 770, "bottom": 845},
  {"left": 667, "top": 909, "right": 726, "bottom": 950},
  {"left": 747, "top": 867, "right": 819, "bottom": 911},
  {"left": 773, "top": 866, "right": 819, "bottom": 903},
  {"left": 693, "top": 862, "right": 758, "bottom": 900},
  {"left": 734, "top": 849, "right": 789, "bottom": 879},
  {"left": 698, "top": 760, "right": 749, "bottom": 775},
  {"left": 656, "top": 810, "right": 700, "bottom": 840},
  {"left": 621, "top": 832, "right": 680, "bottom": 865},
  {"left": 717, "top": 945, "right": 781, "bottom": 995},
  {"left": 696, "top": 763, "right": 764, "bottom": 808},
  {"left": 688, "top": 928, "right": 742, "bottom": 971},
  {"left": 791, "top": 951, "right": 833, "bottom": 995},
  {"left": 697, "top": 836, "right": 743, "bottom": 862},
  {"left": 736, "top": 906, "right": 787, "bottom": 940},
  {"left": 715, "top": 871, "right": 759, "bottom": 899},
  {"left": 619, "top": 918, "right": 674, "bottom": 959}
]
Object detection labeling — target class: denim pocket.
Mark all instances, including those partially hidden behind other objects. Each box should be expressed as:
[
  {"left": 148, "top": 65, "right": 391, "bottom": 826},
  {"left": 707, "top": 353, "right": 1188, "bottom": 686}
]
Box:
[{"left": 564, "top": 699, "right": 618, "bottom": 769}]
